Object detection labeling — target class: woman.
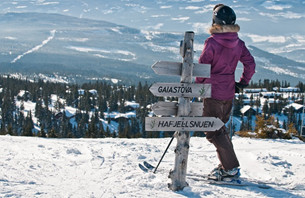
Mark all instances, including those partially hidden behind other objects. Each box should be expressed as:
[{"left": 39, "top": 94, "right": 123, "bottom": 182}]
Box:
[{"left": 195, "top": 4, "right": 256, "bottom": 181}]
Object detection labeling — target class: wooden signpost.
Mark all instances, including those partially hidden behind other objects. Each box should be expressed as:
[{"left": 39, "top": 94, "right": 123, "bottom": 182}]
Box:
[
  {"left": 145, "top": 117, "right": 224, "bottom": 131},
  {"left": 151, "top": 61, "right": 211, "bottom": 77},
  {"left": 145, "top": 31, "right": 224, "bottom": 191},
  {"left": 149, "top": 83, "right": 211, "bottom": 98}
]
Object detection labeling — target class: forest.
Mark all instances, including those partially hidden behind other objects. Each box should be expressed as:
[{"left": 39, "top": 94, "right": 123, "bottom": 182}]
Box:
[{"left": 0, "top": 76, "right": 304, "bottom": 139}]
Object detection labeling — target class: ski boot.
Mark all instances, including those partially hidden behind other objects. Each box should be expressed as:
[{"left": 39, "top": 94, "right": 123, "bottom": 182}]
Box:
[{"left": 208, "top": 165, "right": 240, "bottom": 182}]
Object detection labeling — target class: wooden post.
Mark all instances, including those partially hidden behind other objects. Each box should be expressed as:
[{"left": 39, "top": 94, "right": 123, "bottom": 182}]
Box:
[
  {"left": 145, "top": 31, "right": 218, "bottom": 190},
  {"left": 168, "top": 31, "right": 194, "bottom": 191}
]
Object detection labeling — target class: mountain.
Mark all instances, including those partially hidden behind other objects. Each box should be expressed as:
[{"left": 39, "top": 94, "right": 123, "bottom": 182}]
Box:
[
  {"left": 0, "top": 7, "right": 304, "bottom": 84},
  {"left": 0, "top": 135, "right": 304, "bottom": 197},
  {"left": 279, "top": 49, "right": 305, "bottom": 64},
  {"left": 248, "top": 46, "right": 305, "bottom": 84},
  {"left": 0, "top": 12, "right": 185, "bottom": 84},
  {"left": 1, "top": 0, "right": 304, "bottom": 56}
]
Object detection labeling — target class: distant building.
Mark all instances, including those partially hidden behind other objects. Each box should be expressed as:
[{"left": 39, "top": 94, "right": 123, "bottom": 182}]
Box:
[
  {"left": 240, "top": 105, "right": 257, "bottom": 116},
  {"left": 284, "top": 103, "right": 304, "bottom": 113},
  {"left": 273, "top": 87, "right": 300, "bottom": 92},
  {"left": 244, "top": 88, "right": 267, "bottom": 93},
  {"left": 89, "top": 89, "right": 98, "bottom": 95},
  {"left": 123, "top": 101, "right": 140, "bottom": 112},
  {"left": 261, "top": 92, "right": 281, "bottom": 99},
  {"left": 78, "top": 89, "right": 85, "bottom": 95}
]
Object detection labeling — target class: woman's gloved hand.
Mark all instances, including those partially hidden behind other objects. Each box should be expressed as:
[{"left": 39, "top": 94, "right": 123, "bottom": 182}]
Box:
[{"left": 235, "top": 81, "right": 248, "bottom": 93}]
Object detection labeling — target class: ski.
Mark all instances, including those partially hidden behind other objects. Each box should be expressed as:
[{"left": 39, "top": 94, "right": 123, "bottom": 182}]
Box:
[
  {"left": 188, "top": 176, "right": 271, "bottom": 189},
  {"left": 187, "top": 173, "right": 210, "bottom": 178},
  {"left": 187, "top": 173, "right": 289, "bottom": 187},
  {"left": 143, "top": 161, "right": 155, "bottom": 170},
  {"left": 138, "top": 163, "right": 149, "bottom": 172},
  {"left": 139, "top": 166, "right": 287, "bottom": 190},
  {"left": 138, "top": 161, "right": 155, "bottom": 173}
]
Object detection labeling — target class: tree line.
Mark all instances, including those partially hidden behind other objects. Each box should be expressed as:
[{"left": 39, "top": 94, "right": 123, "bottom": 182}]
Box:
[
  {"left": 0, "top": 76, "right": 304, "bottom": 138},
  {"left": 234, "top": 79, "right": 304, "bottom": 135},
  {"left": 0, "top": 76, "right": 159, "bottom": 138}
]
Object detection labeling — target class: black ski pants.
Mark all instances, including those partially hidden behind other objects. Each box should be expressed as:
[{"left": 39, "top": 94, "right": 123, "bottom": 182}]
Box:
[{"left": 203, "top": 98, "right": 240, "bottom": 171}]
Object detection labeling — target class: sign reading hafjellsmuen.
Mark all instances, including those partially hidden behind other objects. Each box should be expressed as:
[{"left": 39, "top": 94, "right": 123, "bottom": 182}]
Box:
[{"left": 145, "top": 117, "right": 223, "bottom": 131}]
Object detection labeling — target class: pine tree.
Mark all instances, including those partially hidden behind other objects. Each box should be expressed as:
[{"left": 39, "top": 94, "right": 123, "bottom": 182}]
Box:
[
  {"left": 48, "top": 128, "right": 57, "bottom": 138},
  {"left": 283, "top": 119, "right": 287, "bottom": 130},
  {"left": 22, "top": 111, "right": 34, "bottom": 136},
  {"left": 233, "top": 94, "right": 243, "bottom": 116},
  {"left": 7, "top": 124, "right": 14, "bottom": 136},
  {"left": 99, "top": 125, "right": 105, "bottom": 138},
  {"left": 38, "top": 125, "right": 47, "bottom": 138},
  {"left": 104, "top": 126, "right": 110, "bottom": 137},
  {"left": 262, "top": 100, "right": 269, "bottom": 118}
]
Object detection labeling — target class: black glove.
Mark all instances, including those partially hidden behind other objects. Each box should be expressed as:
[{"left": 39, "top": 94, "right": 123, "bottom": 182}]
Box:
[{"left": 235, "top": 81, "right": 248, "bottom": 93}]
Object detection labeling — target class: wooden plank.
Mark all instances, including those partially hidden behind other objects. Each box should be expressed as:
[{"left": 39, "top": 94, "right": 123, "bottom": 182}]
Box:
[
  {"left": 152, "top": 102, "right": 203, "bottom": 116},
  {"left": 193, "top": 63, "right": 211, "bottom": 78},
  {"left": 151, "top": 61, "right": 210, "bottom": 78},
  {"left": 151, "top": 61, "right": 182, "bottom": 76},
  {"left": 149, "top": 83, "right": 211, "bottom": 98},
  {"left": 145, "top": 117, "right": 224, "bottom": 131}
]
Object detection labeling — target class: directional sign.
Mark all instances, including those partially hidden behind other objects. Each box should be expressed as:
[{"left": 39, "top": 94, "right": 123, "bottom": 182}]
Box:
[
  {"left": 152, "top": 102, "right": 203, "bottom": 116},
  {"left": 145, "top": 117, "right": 224, "bottom": 131},
  {"left": 149, "top": 83, "right": 211, "bottom": 98},
  {"left": 151, "top": 61, "right": 210, "bottom": 78}
]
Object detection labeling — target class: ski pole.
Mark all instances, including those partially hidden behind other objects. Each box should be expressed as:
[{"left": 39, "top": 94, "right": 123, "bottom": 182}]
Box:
[
  {"left": 153, "top": 134, "right": 175, "bottom": 173},
  {"left": 154, "top": 97, "right": 196, "bottom": 173}
]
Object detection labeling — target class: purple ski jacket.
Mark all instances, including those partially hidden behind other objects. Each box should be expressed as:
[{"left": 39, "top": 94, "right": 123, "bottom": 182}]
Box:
[{"left": 195, "top": 24, "right": 256, "bottom": 101}]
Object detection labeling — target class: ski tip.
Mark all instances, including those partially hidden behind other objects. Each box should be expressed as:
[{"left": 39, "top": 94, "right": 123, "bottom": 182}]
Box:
[
  {"left": 139, "top": 163, "right": 148, "bottom": 172},
  {"left": 143, "top": 161, "right": 155, "bottom": 170}
]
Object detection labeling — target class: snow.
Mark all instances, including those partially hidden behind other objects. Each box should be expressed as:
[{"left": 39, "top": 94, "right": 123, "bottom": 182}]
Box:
[
  {"left": 274, "top": 87, "right": 300, "bottom": 92},
  {"left": 0, "top": 135, "right": 304, "bottom": 197},
  {"left": 66, "top": 46, "right": 137, "bottom": 61},
  {"left": 11, "top": 30, "right": 56, "bottom": 63},
  {"left": 285, "top": 103, "right": 304, "bottom": 111},
  {"left": 89, "top": 89, "right": 98, "bottom": 95},
  {"left": 124, "top": 101, "right": 140, "bottom": 109},
  {"left": 240, "top": 105, "right": 253, "bottom": 114},
  {"left": 246, "top": 34, "right": 286, "bottom": 43},
  {"left": 105, "top": 111, "right": 136, "bottom": 120}
]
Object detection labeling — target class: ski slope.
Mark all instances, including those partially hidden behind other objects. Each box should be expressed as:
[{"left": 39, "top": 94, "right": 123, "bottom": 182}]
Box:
[{"left": 0, "top": 135, "right": 304, "bottom": 197}]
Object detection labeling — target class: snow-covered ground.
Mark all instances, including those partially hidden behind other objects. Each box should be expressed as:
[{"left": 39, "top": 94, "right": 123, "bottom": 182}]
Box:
[{"left": 0, "top": 135, "right": 304, "bottom": 197}]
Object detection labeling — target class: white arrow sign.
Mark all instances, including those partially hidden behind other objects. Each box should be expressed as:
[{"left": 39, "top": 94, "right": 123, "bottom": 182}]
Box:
[
  {"left": 152, "top": 102, "right": 203, "bottom": 116},
  {"left": 145, "top": 117, "right": 224, "bottom": 131},
  {"left": 152, "top": 61, "right": 210, "bottom": 77},
  {"left": 149, "top": 83, "right": 211, "bottom": 98}
]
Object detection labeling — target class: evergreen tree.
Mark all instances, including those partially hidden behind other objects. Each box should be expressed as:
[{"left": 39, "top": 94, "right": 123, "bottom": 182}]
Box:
[
  {"left": 283, "top": 119, "right": 287, "bottom": 130},
  {"left": 48, "top": 128, "right": 57, "bottom": 138},
  {"left": 22, "top": 111, "right": 34, "bottom": 136},
  {"left": 38, "top": 125, "right": 47, "bottom": 138},
  {"left": 86, "top": 114, "right": 98, "bottom": 138},
  {"left": 262, "top": 100, "right": 269, "bottom": 118},
  {"left": 7, "top": 124, "right": 14, "bottom": 136},
  {"left": 233, "top": 94, "right": 243, "bottom": 116},
  {"left": 99, "top": 125, "right": 105, "bottom": 138}
]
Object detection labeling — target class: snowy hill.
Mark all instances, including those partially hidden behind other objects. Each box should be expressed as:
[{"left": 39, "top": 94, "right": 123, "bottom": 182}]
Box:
[
  {"left": 1, "top": 0, "right": 305, "bottom": 84},
  {"left": 0, "top": 0, "right": 304, "bottom": 56},
  {"left": 1, "top": 135, "right": 304, "bottom": 197},
  {"left": 248, "top": 46, "right": 305, "bottom": 84},
  {"left": 0, "top": 12, "right": 304, "bottom": 85}
]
